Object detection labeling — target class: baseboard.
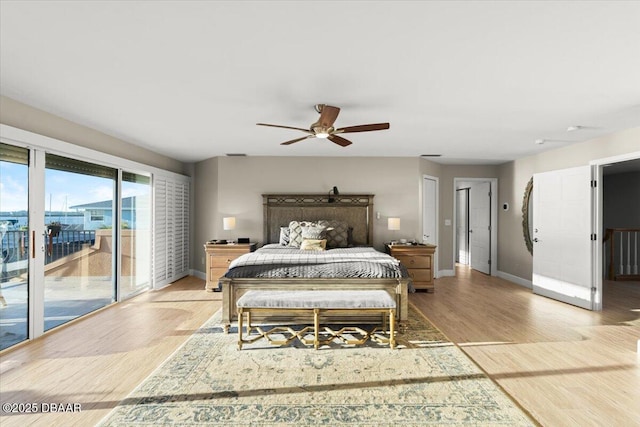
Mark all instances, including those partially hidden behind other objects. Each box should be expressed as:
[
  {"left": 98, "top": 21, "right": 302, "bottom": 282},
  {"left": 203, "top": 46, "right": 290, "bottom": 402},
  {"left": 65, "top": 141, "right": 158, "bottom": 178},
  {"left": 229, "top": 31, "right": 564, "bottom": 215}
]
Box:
[
  {"left": 191, "top": 269, "right": 206, "bottom": 281},
  {"left": 437, "top": 269, "right": 455, "bottom": 278},
  {"left": 154, "top": 272, "right": 191, "bottom": 290},
  {"left": 532, "top": 285, "right": 592, "bottom": 309},
  {"left": 497, "top": 270, "right": 532, "bottom": 289}
]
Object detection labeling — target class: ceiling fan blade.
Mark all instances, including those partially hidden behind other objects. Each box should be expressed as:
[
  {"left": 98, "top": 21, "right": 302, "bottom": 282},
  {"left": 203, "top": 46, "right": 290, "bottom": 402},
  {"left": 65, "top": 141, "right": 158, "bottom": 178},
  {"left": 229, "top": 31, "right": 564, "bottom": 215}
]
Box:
[
  {"left": 257, "top": 123, "right": 312, "bottom": 133},
  {"left": 328, "top": 134, "right": 352, "bottom": 147},
  {"left": 281, "top": 135, "right": 315, "bottom": 145},
  {"left": 336, "top": 123, "right": 390, "bottom": 133},
  {"left": 317, "top": 105, "right": 341, "bottom": 128}
]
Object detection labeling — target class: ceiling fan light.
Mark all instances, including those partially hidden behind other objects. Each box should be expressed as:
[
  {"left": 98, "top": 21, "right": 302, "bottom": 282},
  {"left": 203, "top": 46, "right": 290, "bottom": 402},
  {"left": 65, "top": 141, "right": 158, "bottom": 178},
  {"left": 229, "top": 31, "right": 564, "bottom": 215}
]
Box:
[{"left": 316, "top": 132, "right": 330, "bottom": 139}]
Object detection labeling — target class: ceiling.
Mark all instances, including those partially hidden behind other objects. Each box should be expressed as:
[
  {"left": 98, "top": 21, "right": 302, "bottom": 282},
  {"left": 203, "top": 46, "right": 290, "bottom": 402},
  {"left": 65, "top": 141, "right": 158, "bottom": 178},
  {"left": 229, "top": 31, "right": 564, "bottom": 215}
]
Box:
[{"left": 1, "top": 1, "right": 639, "bottom": 165}]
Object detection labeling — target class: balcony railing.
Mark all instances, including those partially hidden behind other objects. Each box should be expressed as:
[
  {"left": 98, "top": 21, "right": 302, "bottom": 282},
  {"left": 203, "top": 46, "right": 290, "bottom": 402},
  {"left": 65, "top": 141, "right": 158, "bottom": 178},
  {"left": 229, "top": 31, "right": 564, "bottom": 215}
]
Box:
[
  {"left": 603, "top": 228, "right": 640, "bottom": 281},
  {"left": 0, "top": 230, "right": 96, "bottom": 279}
]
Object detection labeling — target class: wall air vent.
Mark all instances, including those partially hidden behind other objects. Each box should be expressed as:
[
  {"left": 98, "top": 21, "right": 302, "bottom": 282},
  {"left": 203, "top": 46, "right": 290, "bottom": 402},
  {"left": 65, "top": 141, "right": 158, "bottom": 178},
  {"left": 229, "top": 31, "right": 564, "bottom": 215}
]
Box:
[
  {"left": 226, "top": 153, "right": 247, "bottom": 157},
  {"left": 420, "top": 154, "right": 442, "bottom": 157}
]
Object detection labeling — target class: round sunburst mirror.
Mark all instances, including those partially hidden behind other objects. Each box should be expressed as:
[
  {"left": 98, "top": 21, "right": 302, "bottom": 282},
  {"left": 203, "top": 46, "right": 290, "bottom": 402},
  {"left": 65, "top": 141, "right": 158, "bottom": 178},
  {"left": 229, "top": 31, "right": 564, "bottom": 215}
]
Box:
[{"left": 522, "top": 177, "right": 534, "bottom": 255}]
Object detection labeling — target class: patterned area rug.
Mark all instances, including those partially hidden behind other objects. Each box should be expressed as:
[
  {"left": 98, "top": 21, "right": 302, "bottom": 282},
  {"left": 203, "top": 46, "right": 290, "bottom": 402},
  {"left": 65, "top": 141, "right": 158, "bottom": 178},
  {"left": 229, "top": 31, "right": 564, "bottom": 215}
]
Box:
[{"left": 99, "top": 305, "right": 534, "bottom": 426}]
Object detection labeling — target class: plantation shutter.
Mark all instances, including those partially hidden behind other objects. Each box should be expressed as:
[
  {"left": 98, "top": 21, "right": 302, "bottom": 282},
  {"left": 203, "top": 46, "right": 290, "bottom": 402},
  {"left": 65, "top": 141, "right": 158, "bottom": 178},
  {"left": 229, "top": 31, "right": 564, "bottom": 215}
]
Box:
[
  {"left": 173, "top": 180, "right": 189, "bottom": 275},
  {"left": 153, "top": 174, "right": 190, "bottom": 288}
]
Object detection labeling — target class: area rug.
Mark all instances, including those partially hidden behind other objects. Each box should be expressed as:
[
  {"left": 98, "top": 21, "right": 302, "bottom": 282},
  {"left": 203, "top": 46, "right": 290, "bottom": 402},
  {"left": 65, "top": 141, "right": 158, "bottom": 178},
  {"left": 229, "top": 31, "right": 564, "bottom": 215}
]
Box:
[{"left": 99, "top": 305, "right": 534, "bottom": 426}]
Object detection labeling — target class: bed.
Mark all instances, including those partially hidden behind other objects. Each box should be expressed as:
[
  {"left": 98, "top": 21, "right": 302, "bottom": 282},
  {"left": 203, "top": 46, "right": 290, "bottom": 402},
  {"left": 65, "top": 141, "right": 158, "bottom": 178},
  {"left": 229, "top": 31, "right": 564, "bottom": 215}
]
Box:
[{"left": 218, "top": 193, "right": 411, "bottom": 332}]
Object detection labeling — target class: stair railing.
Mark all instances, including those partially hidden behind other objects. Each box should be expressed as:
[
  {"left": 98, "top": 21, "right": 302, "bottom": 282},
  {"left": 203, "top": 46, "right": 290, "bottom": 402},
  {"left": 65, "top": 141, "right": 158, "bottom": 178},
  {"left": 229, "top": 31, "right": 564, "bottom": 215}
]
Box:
[{"left": 603, "top": 228, "right": 640, "bottom": 280}]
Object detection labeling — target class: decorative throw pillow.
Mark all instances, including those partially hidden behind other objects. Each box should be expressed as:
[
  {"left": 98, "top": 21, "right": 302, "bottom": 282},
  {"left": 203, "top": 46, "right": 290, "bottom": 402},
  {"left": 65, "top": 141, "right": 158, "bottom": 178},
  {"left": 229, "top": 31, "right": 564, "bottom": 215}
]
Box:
[
  {"left": 300, "top": 239, "right": 327, "bottom": 251},
  {"left": 301, "top": 225, "right": 326, "bottom": 240},
  {"left": 318, "top": 220, "right": 349, "bottom": 248},
  {"left": 279, "top": 226, "right": 290, "bottom": 245},
  {"left": 288, "top": 221, "right": 320, "bottom": 247}
]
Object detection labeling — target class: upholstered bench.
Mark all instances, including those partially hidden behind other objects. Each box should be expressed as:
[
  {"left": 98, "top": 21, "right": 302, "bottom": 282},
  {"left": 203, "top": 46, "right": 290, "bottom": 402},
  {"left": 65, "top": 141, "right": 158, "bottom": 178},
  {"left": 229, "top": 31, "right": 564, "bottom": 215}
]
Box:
[{"left": 236, "top": 290, "right": 396, "bottom": 350}]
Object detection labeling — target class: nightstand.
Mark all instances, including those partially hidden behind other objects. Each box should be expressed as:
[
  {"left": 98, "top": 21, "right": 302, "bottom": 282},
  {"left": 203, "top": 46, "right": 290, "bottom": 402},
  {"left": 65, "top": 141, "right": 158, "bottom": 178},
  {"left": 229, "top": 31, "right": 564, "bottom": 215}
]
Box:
[
  {"left": 386, "top": 244, "right": 437, "bottom": 292},
  {"left": 204, "top": 242, "right": 256, "bottom": 292}
]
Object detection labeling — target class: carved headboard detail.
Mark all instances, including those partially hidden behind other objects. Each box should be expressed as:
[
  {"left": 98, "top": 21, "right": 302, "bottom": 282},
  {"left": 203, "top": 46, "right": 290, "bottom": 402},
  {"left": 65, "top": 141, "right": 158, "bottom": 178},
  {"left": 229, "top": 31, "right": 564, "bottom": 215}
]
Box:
[{"left": 262, "top": 194, "right": 375, "bottom": 246}]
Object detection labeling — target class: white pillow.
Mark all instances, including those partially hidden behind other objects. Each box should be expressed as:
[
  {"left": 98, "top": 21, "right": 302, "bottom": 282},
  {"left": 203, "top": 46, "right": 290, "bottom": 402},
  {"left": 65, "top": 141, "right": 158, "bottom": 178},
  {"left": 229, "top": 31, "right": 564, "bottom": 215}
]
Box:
[{"left": 279, "top": 226, "right": 290, "bottom": 245}]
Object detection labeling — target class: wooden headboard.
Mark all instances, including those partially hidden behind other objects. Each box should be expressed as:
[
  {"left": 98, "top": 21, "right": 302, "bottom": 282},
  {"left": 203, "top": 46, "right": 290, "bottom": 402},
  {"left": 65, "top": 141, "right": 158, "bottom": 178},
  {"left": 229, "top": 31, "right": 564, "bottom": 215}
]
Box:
[{"left": 263, "top": 194, "right": 374, "bottom": 246}]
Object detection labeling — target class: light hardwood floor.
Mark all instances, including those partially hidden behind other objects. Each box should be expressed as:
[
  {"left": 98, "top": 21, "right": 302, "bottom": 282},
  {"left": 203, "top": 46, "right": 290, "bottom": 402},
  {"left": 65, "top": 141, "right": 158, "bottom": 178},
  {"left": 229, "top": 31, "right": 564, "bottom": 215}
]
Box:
[
  {"left": 0, "top": 277, "right": 221, "bottom": 426},
  {"left": 0, "top": 270, "right": 638, "bottom": 426},
  {"left": 411, "top": 265, "right": 640, "bottom": 427}
]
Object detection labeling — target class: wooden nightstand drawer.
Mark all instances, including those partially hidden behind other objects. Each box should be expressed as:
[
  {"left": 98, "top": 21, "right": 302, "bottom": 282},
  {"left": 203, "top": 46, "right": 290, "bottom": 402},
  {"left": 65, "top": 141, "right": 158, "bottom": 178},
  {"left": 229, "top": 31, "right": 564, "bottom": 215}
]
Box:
[
  {"left": 210, "top": 267, "right": 228, "bottom": 281},
  {"left": 395, "top": 255, "right": 431, "bottom": 269},
  {"left": 211, "top": 256, "right": 235, "bottom": 268},
  {"left": 407, "top": 268, "right": 432, "bottom": 283},
  {"left": 204, "top": 243, "right": 257, "bottom": 292}
]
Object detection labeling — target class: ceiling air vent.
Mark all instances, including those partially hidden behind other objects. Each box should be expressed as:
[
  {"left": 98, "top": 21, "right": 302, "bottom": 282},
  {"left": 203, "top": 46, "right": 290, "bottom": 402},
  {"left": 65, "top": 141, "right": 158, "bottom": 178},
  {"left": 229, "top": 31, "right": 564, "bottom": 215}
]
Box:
[{"left": 226, "top": 153, "right": 247, "bottom": 157}]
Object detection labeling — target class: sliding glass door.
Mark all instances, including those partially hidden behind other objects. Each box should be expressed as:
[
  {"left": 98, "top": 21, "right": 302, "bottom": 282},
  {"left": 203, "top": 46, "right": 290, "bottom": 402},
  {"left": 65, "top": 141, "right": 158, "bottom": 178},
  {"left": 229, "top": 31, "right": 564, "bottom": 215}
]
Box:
[
  {"left": 0, "top": 144, "right": 30, "bottom": 350},
  {"left": 0, "top": 125, "right": 189, "bottom": 351},
  {"left": 43, "top": 154, "right": 117, "bottom": 331},
  {"left": 120, "top": 172, "right": 151, "bottom": 298}
]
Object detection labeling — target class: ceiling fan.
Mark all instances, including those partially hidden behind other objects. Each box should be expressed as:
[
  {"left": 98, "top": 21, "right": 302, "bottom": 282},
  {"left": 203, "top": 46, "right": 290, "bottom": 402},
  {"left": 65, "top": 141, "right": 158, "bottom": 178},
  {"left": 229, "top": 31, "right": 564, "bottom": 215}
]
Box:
[{"left": 257, "top": 104, "right": 390, "bottom": 147}]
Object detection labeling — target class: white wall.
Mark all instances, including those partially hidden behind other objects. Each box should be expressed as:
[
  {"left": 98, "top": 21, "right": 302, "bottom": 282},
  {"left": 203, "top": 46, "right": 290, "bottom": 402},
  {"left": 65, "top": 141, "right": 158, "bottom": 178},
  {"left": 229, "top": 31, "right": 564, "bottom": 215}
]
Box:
[
  {"left": 0, "top": 96, "right": 186, "bottom": 175},
  {"left": 193, "top": 156, "right": 421, "bottom": 271}
]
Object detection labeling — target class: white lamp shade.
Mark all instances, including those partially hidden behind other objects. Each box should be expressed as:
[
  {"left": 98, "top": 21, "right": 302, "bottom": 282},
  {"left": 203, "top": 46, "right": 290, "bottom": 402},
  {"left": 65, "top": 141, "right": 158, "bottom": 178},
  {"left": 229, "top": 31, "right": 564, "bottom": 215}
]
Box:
[
  {"left": 388, "top": 217, "right": 401, "bottom": 231},
  {"left": 223, "top": 217, "right": 236, "bottom": 230}
]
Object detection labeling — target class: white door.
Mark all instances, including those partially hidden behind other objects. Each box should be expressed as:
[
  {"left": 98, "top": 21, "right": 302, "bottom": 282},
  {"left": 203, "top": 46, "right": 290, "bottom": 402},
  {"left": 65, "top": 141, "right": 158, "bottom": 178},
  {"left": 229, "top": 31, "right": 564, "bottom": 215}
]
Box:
[
  {"left": 532, "top": 166, "right": 594, "bottom": 309},
  {"left": 422, "top": 176, "right": 437, "bottom": 245},
  {"left": 456, "top": 189, "right": 469, "bottom": 264},
  {"left": 422, "top": 175, "right": 438, "bottom": 277},
  {"left": 469, "top": 182, "right": 491, "bottom": 274}
]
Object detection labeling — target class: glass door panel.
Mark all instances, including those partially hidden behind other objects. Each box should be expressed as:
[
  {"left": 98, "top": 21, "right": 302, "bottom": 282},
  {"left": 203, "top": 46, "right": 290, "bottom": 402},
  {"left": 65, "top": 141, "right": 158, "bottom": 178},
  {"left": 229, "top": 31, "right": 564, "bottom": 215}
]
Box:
[
  {"left": 0, "top": 143, "right": 30, "bottom": 350},
  {"left": 121, "top": 172, "right": 151, "bottom": 298},
  {"left": 44, "top": 154, "right": 116, "bottom": 331}
]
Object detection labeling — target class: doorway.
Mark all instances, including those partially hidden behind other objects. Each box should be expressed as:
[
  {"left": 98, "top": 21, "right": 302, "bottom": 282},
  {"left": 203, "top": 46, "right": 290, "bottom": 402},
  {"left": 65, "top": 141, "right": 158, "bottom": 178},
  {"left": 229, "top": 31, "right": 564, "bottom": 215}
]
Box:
[
  {"left": 530, "top": 152, "right": 640, "bottom": 311},
  {"left": 422, "top": 175, "right": 439, "bottom": 276},
  {"left": 593, "top": 154, "right": 640, "bottom": 310},
  {"left": 456, "top": 188, "right": 469, "bottom": 265},
  {"left": 602, "top": 160, "right": 640, "bottom": 278},
  {"left": 453, "top": 178, "right": 497, "bottom": 276}
]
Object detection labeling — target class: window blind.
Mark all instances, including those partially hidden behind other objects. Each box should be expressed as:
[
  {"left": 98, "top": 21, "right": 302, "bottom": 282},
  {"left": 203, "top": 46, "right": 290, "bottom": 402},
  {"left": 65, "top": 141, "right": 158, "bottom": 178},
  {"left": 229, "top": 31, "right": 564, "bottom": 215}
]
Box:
[
  {"left": 0, "top": 143, "right": 28, "bottom": 165},
  {"left": 46, "top": 153, "right": 117, "bottom": 179}
]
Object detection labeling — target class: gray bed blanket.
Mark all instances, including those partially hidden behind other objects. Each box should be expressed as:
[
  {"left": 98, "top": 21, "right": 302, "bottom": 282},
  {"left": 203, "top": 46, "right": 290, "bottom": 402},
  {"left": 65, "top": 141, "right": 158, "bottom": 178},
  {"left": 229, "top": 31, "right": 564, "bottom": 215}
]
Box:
[{"left": 223, "top": 244, "right": 412, "bottom": 285}]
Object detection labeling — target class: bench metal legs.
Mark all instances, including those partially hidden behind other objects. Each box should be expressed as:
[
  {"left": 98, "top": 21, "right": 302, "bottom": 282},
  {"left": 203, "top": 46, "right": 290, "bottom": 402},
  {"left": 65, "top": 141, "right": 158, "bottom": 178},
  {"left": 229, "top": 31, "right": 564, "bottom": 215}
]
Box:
[
  {"left": 237, "top": 307, "right": 396, "bottom": 350},
  {"left": 389, "top": 308, "right": 395, "bottom": 349},
  {"left": 314, "top": 308, "right": 320, "bottom": 350}
]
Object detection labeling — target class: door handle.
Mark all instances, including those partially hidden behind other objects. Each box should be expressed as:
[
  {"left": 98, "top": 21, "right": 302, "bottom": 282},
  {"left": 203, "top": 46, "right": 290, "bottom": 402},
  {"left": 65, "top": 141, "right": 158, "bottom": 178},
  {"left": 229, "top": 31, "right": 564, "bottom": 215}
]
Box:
[{"left": 45, "top": 230, "right": 53, "bottom": 256}]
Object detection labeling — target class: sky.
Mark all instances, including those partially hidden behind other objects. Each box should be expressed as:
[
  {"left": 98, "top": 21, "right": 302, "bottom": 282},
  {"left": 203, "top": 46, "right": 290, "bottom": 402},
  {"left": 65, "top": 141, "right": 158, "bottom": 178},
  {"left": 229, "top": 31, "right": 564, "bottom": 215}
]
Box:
[{"left": 0, "top": 160, "right": 149, "bottom": 214}]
